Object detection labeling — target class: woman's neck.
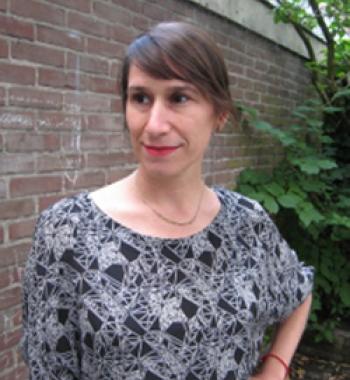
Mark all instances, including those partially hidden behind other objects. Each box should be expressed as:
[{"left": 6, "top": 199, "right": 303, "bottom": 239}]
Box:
[{"left": 130, "top": 168, "right": 206, "bottom": 220}]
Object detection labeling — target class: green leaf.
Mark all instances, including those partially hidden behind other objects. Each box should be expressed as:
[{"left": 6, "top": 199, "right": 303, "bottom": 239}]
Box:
[
  {"left": 300, "top": 178, "right": 325, "bottom": 193},
  {"left": 297, "top": 160, "right": 320, "bottom": 174},
  {"left": 278, "top": 192, "right": 303, "bottom": 208},
  {"left": 298, "top": 202, "right": 324, "bottom": 226},
  {"left": 251, "top": 120, "right": 274, "bottom": 133},
  {"left": 239, "top": 169, "right": 270, "bottom": 185},
  {"left": 238, "top": 184, "right": 256, "bottom": 195},
  {"left": 332, "top": 87, "right": 350, "bottom": 101},
  {"left": 318, "top": 160, "right": 337, "bottom": 170},
  {"left": 263, "top": 183, "right": 285, "bottom": 197},
  {"left": 323, "top": 106, "right": 344, "bottom": 113},
  {"left": 339, "top": 285, "right": 350, "bottom": 307},
  {"left": 261, "top": 194, "right": 279, "bottom": 214}
]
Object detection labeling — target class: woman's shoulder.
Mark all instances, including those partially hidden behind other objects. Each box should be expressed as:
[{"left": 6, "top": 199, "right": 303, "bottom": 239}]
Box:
[
  {"left": 214, "top": 186, "right": 267, "bottom": 220},
  {"left": 37, "top": 191, "right": 91, "bottom": 228}
]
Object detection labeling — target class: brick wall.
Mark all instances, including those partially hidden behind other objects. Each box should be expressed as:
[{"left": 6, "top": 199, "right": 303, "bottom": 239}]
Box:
[{"left": 0, "top": 0, "right": 311, "bottom": 378}]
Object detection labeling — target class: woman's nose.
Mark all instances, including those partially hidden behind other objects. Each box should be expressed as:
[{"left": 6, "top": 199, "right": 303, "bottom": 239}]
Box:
[{"left": 145, "top": 100, "right": 170, "bottom": 135}]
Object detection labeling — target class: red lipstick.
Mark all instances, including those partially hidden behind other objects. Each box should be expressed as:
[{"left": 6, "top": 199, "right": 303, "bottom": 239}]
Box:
[{"left": 144, "top": 145, "right": 179, "bottom": 157}]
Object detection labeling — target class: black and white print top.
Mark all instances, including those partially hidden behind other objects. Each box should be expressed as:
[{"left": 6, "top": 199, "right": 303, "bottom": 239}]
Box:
[{"left": 22, "top": 187, "right": 314, "bottom": 380}]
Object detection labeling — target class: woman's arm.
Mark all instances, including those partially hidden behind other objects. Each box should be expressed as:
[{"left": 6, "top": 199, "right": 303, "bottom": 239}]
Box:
[
  {"left": 250, "top": 293, "right": 313, "bottom": 380},
  {"left": 21, "top": 214, "right": 81, "bottom": 380}
]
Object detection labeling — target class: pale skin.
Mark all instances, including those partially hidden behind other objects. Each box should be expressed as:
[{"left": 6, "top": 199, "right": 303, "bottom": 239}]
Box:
[{"left": 92, "top": 64, "right": 312, "bottom": 379}]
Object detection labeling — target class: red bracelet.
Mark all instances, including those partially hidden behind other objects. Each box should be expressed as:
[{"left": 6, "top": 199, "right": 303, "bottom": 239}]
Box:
[{"left": 261, "top": 353, "right": 291, "bottom": 379}]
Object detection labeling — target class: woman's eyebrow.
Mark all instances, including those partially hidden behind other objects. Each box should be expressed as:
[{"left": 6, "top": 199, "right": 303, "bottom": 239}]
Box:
[
  {"left": 127, "top": 86, "right": 147, "bottom": 92},
  {"left": 128, "top": 84, "right": 198, "bottom": 91}
]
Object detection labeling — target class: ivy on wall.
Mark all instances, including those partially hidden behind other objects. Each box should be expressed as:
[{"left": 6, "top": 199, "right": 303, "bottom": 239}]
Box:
[{"left": 236, "top": 0, "right": 350, "bottom": 342}]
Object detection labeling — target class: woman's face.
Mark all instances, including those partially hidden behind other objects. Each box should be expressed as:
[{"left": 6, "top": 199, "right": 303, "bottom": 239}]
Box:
[{"left": 126, "top": 64, "right": 224, "bottom": 180}]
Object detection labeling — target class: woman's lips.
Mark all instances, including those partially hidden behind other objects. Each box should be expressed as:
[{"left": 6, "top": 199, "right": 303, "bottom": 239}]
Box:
[{"left": 144, "top": 145, "right": 179, "bottom": 157}]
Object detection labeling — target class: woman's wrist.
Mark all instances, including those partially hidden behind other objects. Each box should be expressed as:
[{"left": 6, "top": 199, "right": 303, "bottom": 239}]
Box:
[{"left": 260, "top": 352, "right": 291, "bottom": 380}]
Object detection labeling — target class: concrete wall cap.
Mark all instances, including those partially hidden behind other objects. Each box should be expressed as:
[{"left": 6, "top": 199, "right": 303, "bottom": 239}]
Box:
[{"left": 188, "top": 0, "right": 325, "bottom": 59}]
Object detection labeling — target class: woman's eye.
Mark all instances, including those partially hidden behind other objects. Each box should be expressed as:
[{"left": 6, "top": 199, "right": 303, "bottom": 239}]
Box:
[
  {"left": 131, "top": 93, "right": 150, "bottom": 105},
  {"left": 171, "top": 93, "right": 189, "bottom": 104}
]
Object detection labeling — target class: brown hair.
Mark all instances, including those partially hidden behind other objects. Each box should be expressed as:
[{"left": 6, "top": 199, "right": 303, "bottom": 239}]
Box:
[{"left": 119, "top": 22, "right": 235, "bottom": 119}]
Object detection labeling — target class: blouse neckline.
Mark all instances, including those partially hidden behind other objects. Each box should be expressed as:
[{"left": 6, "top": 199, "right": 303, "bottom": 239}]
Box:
[{"left": 84, "top": 186, "right": 227, "bottom": 243}]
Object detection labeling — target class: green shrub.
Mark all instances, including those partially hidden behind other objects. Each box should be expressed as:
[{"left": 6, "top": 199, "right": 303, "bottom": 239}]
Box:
[{"left": 236, "top": 0, "right": 349, "bottom": 342}]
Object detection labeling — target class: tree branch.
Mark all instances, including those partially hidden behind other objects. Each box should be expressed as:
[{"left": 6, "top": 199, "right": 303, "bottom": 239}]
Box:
[
  {"left": 292, "top": 22, "right": 330, "bottom": 104},
  {"left": 308, "top": 0, "right": 336, "bottom": 89}
]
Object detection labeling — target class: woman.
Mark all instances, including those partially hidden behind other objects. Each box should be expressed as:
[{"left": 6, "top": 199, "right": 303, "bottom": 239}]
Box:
[{"left": 22, "top": 22, "right": 314, "bottom": 380}]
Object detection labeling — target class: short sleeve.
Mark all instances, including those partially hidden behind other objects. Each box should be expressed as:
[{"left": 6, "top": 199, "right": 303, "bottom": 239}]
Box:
[
  {"left": 21, "top": 213, "right": 81, "bottom": 380},
  {"left": 256, "top": 206, "right": 314, "bottom": 323}
]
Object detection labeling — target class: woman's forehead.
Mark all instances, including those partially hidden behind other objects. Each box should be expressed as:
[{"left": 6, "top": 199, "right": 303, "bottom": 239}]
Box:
[{"left": 127, "top": 64, "right": 197, "bottom": 91}]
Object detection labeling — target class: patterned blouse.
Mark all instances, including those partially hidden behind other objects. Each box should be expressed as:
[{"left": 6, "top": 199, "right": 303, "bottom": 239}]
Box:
[{"left": 22, "top": 187, "right": 314, "bottom": 380}]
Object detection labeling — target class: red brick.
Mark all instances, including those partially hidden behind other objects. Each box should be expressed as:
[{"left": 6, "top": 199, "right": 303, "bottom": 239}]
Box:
[
  {"left": 87, "top": 152, "right": 132, "bottom": 168},
  {"left": 142, "top": 2, "right": 169, "bottom": 20},
  {"left": 39, "top": 194, "right": 64, "bottom": 211},
  {"left": 0, "top": 87, "right": 5, "bottom": 106},
  {"left": 37, "top": 153, "right": 83, "bottom": 172},
  {"left": 110, "top": 97, "right": 122, "bottom": 113},
  {"left": 87, "top": 37, "right": 124, "bottom": 59},
  {"left": 111, "top": 0, "right": 142, "bottom": 13},
  {"left": 109, "top": 25, "right": 138, "bottom": 44},
  {"left": 0, "top": 38, "right": 8, "bottom": 58},
  {"left": 0, "top": 287, "right": 21, "bottom": 311},
  {"left": 12, "top": 41, "right": 65, "bottom": 68},
  {"left": 10, "top": 0, "right": 65, "bottom": 26},
  {"left": 86, "top": 115, "right": 122, "bottom": 131},
  {"left": 255, "top": 60, "right": 269, "bottom": 72},
  {"left": 37, "top": 25, "right": 85, "bottom": 51},
  {"left": 5, "top": 132, "right": 59, "bottom": 153},
  {"left": 254, "top": 82, "right": 268, "bottom": 94},
  {"left": 93, "top": 2, "right": 132, "bottom": 26},
  {"left": 244, "top": 91, "right": 260, "bottom": 102},
  {"left": 88, "top": 76, "right": 118, "bottom": 94},
  {"left": 12, "top": 307, "right": 22, "bottom": 327},
  {"left": 9, "top": 218, "right": 36, "bottom": 240},
  {"left": 67, "top": 11, "right": 109, "bottom": 38},
  {"left": 237, "top": 77, "right": 254, "bottom": 90},
  {"left": 0, "top": 199, "right": 34, "bottom": 220},
  {"left": 162, "top": 0, "right": 193, "bottom": 17},
  {"left": 227, "top": 62, "right": 244, "bottom": 76},
  {"left": 0, "top": 267, "right": 21, "bottom": 290},
  {"left": 10, "top": 176, "right": 62, "bottom": 197},
  {"left": 0, "top": 63, "right": 35, "bottom": 85},
  {"left": 50, "top": 0, "right": 90, "bottom": 12},
  {"left": 0, "top": 350, "right": 14, "bottom": 370},
  {"left": 133, "top": 14, "right": 149, "bottom": 31},
  {"left": 110, "top": 61, "right": 120, "bottom": 78},
  {"left": 0, "top": 111, "right": 35, "bottom": 129},
  {"left": 0, "top": 14, "right": 34, "bottom": 40},
  {"left": 38, "top": 68, "right": 89, "bottom": 91},
  {"left": 65, "top": 171, "right": 105, "bottom": 191},
  {"left": 0, "top": 328, "right": 22, "bottom": 351},
  {"left": 0, "top": 242, "right": 30, "bottom": 268},
  {"left": 0, "top": 365, "right": 29, "bottom": 380},
  {"left": 106, "top": 133, "right": 128, "bottom": 150},
  {"left": 66, "top": 53, "right": 109, "bottom": 75},
  {"left": 9, "top": 88, "right": 63, "bottom": 111},
  {"left": 0, "top": 0, "right": 6, "bottom": 11},
  {"left": 79, "top": 134, "right": 108, "bottom": 150},
  {"left": 64, "top": 93, "right": 111, "bottom": 113},
  {"left": 0, "top": 268, "right": 12, "bottom": 289},
  {"left": 0, "top": 154, "right": 35, "bottom": 175},
  {"left": 37, "top": 112, "right": 83, "bottom": 130}
]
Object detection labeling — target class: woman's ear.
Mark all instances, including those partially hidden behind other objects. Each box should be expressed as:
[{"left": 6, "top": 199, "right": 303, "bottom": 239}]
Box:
[{"left": 216, "top": 111, "right": 229, "bottom": 132}]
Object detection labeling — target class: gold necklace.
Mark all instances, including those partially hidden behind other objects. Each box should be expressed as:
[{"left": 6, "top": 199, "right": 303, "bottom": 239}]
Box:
[{"left": 141, "top": 185, "right": 206, "bottom": 226}]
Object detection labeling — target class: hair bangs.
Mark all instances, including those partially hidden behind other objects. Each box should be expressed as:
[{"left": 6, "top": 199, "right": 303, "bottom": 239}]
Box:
[{"left": 129, "top": 34, "right": 187, "bottom": 82}]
